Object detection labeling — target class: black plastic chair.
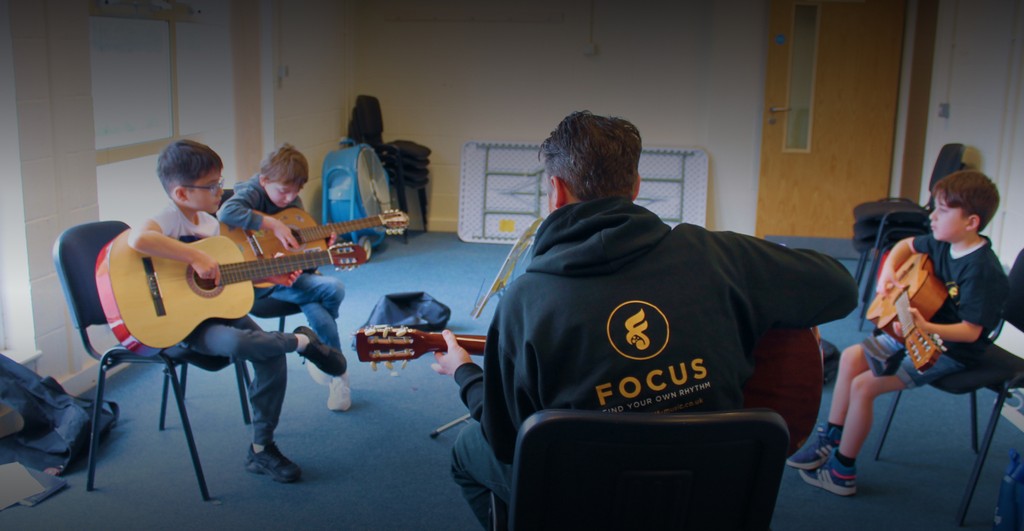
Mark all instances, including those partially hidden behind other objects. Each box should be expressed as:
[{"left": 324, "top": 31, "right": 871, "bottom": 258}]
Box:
[
  {"left": 491, "top": 408, "right": 789, "bottom": 531},
  {"left": 348, "top": 94, "right": 431, "bottom": 236},
  {"left": 853, "top": 143, "right": 966, "bottom": 328},
  {"left": 872, "top": 247, "right": 1024, "bottom": 526},
  {"left": 53, "top": 220, "right": 249, "bottom": 501}
]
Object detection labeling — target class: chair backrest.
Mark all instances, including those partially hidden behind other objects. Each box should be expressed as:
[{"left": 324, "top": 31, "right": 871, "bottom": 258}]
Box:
[
  {"left": 925, "top": 143, "right": 966, "bottom": 209},
  {"left": 53, "top": 220, "right": 130, "bottom": 358},
  {"left": 1005, "top": 248, "right": 1024, "bottom": 331},
  {"left": 507, "top": 408, "right": 789, "bottom": 531},
  {"left": 349, "top": 95, "right": 384, "bottom": 146}
]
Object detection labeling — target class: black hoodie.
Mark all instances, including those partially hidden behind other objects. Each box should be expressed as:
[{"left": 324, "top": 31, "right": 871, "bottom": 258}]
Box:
[{"left": 453, "top": 197, "right": 858, "bottom": 463}]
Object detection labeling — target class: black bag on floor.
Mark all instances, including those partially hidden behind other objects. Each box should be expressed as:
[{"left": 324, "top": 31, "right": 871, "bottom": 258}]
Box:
[
  {"left": 0, "top": 354, "right": 119, "bottom": 474},
  {"left": 361, "top": 292, "right": 451, "bottom": 332}
]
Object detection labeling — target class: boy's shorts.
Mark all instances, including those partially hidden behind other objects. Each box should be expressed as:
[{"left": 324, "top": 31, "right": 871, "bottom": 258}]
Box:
[{"left": 862, "top": 332, "right": 965, "bottom": 389}]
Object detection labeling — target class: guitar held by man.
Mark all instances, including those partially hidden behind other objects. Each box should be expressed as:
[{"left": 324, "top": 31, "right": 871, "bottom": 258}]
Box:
[{"left": 354, "top": 325, "right": 823, "bottom": 454}]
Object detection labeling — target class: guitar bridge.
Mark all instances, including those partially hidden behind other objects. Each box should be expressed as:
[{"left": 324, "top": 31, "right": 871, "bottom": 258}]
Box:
[{"left": 141, "top": 257, "right": 166, "bottom": 317}]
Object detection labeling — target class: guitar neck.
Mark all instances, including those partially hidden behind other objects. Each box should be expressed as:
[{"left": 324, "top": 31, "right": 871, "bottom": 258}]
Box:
[
  {"left": 219, "top": 249, "right": 333, "bottom": 285},
  {"left": 296, "top": 216, "right": 382, "bottom": 243},
  {"left": 894, "top": 290, "right": 916, "bottom": 335},
  {"left": 421, "top": 333, "right": 486, "bottom": 355}
]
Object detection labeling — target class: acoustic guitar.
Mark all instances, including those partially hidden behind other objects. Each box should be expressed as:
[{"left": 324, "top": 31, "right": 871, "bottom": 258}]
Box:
[
  {"left": 353, "top": 325, "right": 822, "bottom": 454},
  {"left": 221, "top": 208, "right": 408, "bottom": 262},
  {"left": 865, "top": 253, "right": 947, "bottom": 371},
  {"left": 95, "top": 231, "right": 366, "bottom": 355}
]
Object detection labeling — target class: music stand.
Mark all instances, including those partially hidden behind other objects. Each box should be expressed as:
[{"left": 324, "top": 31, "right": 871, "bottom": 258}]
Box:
[{"left": 430, "top": 218, "right": 542, "bottom": 438}]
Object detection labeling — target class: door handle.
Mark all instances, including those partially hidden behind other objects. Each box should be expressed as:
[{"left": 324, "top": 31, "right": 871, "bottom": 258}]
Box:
[{"left": 769, "top": 106, "right": 790, "bottom": 113}]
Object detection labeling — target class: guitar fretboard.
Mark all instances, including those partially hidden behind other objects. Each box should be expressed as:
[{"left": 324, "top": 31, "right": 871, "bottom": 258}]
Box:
[
  {"left": 895, "top": 291, "right": 916, "bottom": 335},
  {"left": 219, "top": 249, "right": 334, "bottom": 285},
  {"left": 297, "top": 216, "right": 382, "bottom": 243}
]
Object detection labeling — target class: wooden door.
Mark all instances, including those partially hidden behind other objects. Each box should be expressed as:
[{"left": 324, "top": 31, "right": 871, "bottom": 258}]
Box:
[{"left": 756, "top": 0, "right": 906, "bottom": 239}]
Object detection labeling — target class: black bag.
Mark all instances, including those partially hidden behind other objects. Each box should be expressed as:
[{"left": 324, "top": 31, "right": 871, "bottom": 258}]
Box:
[
  {"left": 0, "top": 354, "right": 119, "bottom": 474},
  {"left": 361, "top": 292, "right": 451, "bottom": 332}
]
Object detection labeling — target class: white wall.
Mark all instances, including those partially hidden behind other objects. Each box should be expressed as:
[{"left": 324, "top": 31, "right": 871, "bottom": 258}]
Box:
[
  {"left": 926, "top": 0, "right": 1024, "bottom": 266},
  {"left": 271, "top": 0, "right": 352, "bottom": 221},
  {"left": 348, "top": 0, "right": 767, "bottom": 233},
  {"left": 0, "top": 0, "right": 32, "bottom": 354},
  {"left": 925, "top": 0, "right": 1024, "bottom": 352}
]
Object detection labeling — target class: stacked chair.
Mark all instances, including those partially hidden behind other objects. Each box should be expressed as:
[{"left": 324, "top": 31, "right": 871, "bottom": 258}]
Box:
[{"left": 347, "top": 95, "right": 432, "bottom": 233}]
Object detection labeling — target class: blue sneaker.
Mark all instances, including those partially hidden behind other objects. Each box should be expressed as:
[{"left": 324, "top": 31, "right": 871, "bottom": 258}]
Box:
[
  {"left": 786, "top": 424, "right": 841, "bottom": 470},
  {"left": 799, "top": 450, "right": 857, "bottom": 496}
]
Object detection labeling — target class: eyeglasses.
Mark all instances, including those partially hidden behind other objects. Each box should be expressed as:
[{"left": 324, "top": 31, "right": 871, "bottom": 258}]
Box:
[{"left": 181, "top": 179, "right": 225, "bottom": 193}]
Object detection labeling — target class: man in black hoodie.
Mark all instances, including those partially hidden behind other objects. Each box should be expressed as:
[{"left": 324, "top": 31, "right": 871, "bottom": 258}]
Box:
[{"left": 432, "top": 111, "right": 859, "bottom": 525}]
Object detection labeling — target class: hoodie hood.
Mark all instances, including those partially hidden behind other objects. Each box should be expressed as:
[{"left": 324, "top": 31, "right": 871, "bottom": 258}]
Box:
[{"left": 528, "top": 197, "right": 670, "bottom": 276}]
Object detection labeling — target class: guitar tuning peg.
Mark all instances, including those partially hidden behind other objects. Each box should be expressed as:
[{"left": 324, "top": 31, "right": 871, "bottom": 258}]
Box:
[
  {"left": 401, "top": 360, "right": 408, "bottom": 370},
  {"left": 370, "top": 361, "right": 378, "bottom": 371},
  {"left": 385, "top": 361, "right": 394, "bottom": 370}
]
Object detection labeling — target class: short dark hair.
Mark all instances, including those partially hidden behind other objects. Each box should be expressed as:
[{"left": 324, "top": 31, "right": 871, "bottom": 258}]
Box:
[
  {"left": 156, "top": 139, "right": 224, "bottom": 193},
  {"left": 932, "top": 170, "right": 1000, "bottom": 231},
  {"left": 260, "top": 143, "right": 309, "bottom": 186},
  {"left": 539, "top": 111, "right": 642, "bottom": 200}
]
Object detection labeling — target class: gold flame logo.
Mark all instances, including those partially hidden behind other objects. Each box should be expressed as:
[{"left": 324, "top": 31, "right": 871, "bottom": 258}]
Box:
[
  {"left": 607, "top": 300, "right": 669, "bottom": 361},
  {"left": 624, "top": 309, "right": 650, "bottom": 350}
]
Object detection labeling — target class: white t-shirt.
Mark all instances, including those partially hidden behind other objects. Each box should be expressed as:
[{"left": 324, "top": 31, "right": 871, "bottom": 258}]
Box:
[{"left": 151, "top": 203, "right": 221, "bottom": 242}]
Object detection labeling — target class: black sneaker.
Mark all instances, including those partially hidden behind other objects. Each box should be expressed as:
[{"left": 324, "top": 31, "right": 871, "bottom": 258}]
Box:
[
  {"left": 293, "top": 326, "right": 347, "bottom": 376},
  {"left": 245, "top": 442, "right": 301, "bottom": 483}
]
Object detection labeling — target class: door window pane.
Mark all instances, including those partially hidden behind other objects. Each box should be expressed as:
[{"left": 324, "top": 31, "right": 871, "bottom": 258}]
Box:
[{"left": 786, "top": 4, "right": 818, "bottom": 151}]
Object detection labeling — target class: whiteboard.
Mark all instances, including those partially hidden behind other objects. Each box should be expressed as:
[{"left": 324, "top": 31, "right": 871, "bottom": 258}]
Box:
[{"left": 89, "top": 17, "right": 172, "bottom": 149}]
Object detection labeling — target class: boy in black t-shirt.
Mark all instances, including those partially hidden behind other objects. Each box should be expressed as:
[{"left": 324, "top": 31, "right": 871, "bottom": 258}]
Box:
[{"left": 788, "top": 170, "right": 1008, "bottom": 496}]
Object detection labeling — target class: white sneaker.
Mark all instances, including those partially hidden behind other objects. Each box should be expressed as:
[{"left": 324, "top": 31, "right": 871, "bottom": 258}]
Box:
[
  {"left": 327, "top": 373, "right": 351, "bottom": 412},
  {"left": 306, "top": 361, "right": 332, "bottom": 386}
]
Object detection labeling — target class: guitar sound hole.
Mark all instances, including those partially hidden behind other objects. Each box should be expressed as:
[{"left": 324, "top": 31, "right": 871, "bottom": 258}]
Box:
[{"left": 186, "top": 267, "right": 224, "bottom": 299}]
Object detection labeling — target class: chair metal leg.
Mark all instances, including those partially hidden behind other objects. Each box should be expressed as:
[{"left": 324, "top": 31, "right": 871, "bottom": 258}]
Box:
[
  {"left": 955, "top": 384, "right": 1010, "bottom": 526},
  {"left": 162, "top": 357, "right": 212, "bottom": 501},
  {"left": 873, "top": 390, "right": 902, "bottom": 460},
  {"left": 159, "top": 371, "right": 170, "bottom": 431},
  {"left": 235, "top": 361, "right": 252, "bottom": 425},
  {"left": 417, "top": 187, "right": 428, "bottom": 231},
  {"left": 87, "top": 353, "right": 115, "bottom": 491},
  {"left": 858, "top": 248, "right": 884, "bottom": 330},
  {"left": 853, "top": 249, "right": 869, "bottom": 289},
  {"left": 969, "top": 390, "right": 978, "bottom": 453}
]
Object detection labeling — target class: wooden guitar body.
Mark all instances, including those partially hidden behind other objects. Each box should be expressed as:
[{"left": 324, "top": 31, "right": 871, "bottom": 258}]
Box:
[
  {"left": 354, "top": 325, "right": 822, "bottom": 454},
  {"left": 96, "top": 231, "right": 365, "bottom": 354},
  {"left": 96, "top": 232, "right": 253, "bottom": 354},
  {"left": 865, "top": 253, "right": 946, "bottom": 337},
  {"left": 865, "top": 253, "right": 948, "bottom": 370},
  {"left": 221, "top": 207, "right": 409, "bottom": 261}
]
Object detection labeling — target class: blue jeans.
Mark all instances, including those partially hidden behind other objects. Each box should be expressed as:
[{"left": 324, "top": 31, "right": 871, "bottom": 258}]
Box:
[
  {"left": 256, "top": 272, "right": 345, "bottom": 349},
  {"left": 451, "top": 422, "right": 512, "bottom": 527}
]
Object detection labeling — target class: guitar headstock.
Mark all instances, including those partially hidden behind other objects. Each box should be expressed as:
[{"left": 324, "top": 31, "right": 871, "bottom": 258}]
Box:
[
  {"left": 354, "top": 325, "right": 436, "bottom": 370},
  {"left": 904, "top": 329, "right": 945, "bottom": 372},
  {"left": 380, "top": 210, "right": 410, "bottom": 235},
  {"left": 329, "top": 242, "right": 368, "bottom": 271}
]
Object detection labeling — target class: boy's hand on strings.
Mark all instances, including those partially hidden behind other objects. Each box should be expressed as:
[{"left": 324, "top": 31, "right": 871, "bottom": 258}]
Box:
[
  {"left": 190, "top": 252, "right": 221, "bottom": 285},
  {"left": 875, "top": 265, "right": 905, "bottom": 296},
  {"left": 259, "top": 252, "right": 301, "bottom": 287},
  {"left": 266, "top": 216, "right": 300, "bottom": 250}
]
